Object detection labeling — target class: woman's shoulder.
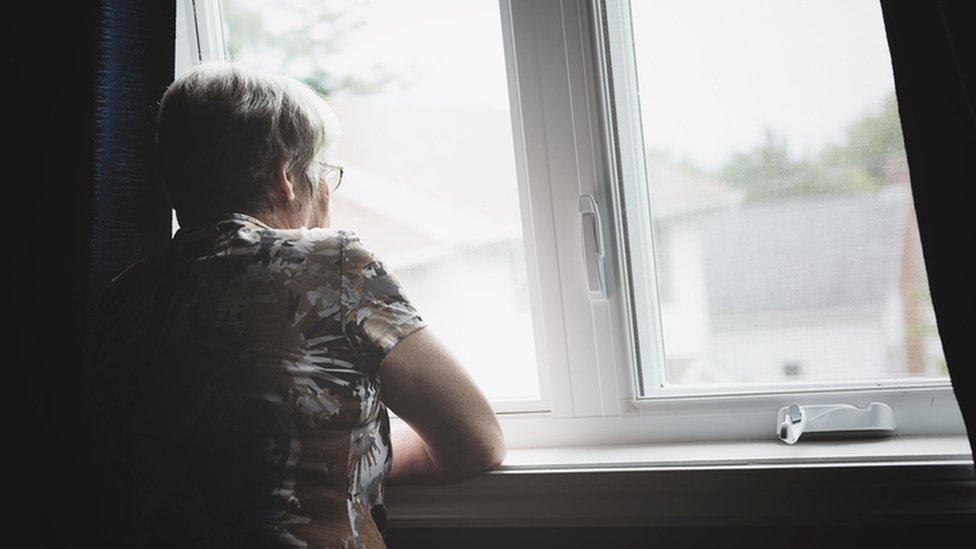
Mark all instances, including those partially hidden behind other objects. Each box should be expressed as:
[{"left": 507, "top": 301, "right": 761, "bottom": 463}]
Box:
[
  {"left": 285, "top": 227, "right": 380, "bottom": 265},
  {"left": 252, "top": 225, "right": 351, "bottom": 259},
  {"left": 258, "top": 226, "right": 382, "bottom": 277},
  {"left": 270, "top": 225, "right": 360, "bottom": 245}
]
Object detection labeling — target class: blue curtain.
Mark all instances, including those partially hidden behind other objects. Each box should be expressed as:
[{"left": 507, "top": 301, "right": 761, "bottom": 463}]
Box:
[{"left": 13, "top": 1, "right": 174, "bottom": 543}]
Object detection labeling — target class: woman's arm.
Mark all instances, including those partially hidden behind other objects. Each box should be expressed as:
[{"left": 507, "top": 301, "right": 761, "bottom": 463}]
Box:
[
  {"left": 386, "top": 422, "right": 446, "bottom": 485},
  {"left": 379, "top": 326, "right": 506, "bottom": 485}
]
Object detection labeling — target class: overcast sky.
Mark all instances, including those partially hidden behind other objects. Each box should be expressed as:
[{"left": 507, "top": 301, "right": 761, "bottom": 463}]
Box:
[
  {"left": 631, "top": 0, "right": 898, "bottom": 169},
  {"left": 237, "top": 0, "right": 898, "bottom": 170}
]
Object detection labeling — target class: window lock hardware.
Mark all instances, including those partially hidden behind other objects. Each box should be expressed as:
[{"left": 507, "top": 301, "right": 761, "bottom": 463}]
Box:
[
  {"left": 776, "top": 402, "right": 896, "bottom": 444},
  {"left": 579, "top": 193, "right": 608, "bottom": 300}
]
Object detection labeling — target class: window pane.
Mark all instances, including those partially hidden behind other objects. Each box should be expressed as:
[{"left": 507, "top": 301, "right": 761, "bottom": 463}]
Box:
[
  {"left": 222, "top": 0, "right": 539, "bottom": 401},
  {"left": 629, "top": 0, "right": 947, "bottom": 389}
]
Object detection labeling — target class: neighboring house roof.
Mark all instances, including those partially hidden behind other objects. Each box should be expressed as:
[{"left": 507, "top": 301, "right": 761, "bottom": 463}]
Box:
[
  {"left": 700, "top": 186, "right": 910, "bottom": 317},
  {"left": 331, "top": 162, "right": 520, "bottom": 268},
  {"left": 328, "top": 98, "right": 523, "bottom": 226},
  {"left": 645, "top": 158, "right": 743, "bottom": 218},
  {"left": 325, "top": 98, "right": 526, "bottom": 268},
  {"left": 329, "top": 195, "right": 442, "bottom": 265}
]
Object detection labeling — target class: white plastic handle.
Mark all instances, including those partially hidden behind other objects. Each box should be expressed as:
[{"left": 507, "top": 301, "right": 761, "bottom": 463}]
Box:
[
  {"left": 578, "top": 194, "right": 607, "bottom": 300},
  {"left": 776, "top": 402, "right": 896, "bottom": 444}
]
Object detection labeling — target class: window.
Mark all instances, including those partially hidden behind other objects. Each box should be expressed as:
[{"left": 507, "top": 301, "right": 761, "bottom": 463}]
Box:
[
  {"left": 628, "top": 0, "right": 947, "bottom": 391},
  {"left": 597, "top": 0, "right": 964, "bottom": 443},
  {"left": 177, "top": 0, "right": 966, "bottom": 450}
]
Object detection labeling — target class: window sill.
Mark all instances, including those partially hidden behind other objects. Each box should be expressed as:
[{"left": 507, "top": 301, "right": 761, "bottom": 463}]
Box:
[{"left": 386, "top": 435, "right": 975, "bottom": 527}]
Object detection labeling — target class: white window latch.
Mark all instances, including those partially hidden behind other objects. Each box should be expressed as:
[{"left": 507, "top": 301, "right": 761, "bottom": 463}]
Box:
[
  {"left": 578, "top": 194, "right": 608, "bottom": 300},
  {"left": 776, "top": 402, "right": 897, "bottom": 444}
]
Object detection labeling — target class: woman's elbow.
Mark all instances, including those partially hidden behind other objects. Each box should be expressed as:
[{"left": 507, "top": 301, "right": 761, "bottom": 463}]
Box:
[
  {"left": 444, "top": 427, "right": 507, "bottom": 482},
  {"left": 479, "top": 417, "right": 507, "bottom": 469},
  {"left": 480, "top": 430, "right": 507, "bottom": 470}
]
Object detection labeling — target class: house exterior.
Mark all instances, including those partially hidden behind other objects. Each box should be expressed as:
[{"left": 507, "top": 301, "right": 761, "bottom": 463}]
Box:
[{"left": 649, "top": 158, "right": 942, "bottom": 385}]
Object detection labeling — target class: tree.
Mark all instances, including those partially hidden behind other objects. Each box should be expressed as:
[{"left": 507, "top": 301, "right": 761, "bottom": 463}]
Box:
[
  {"left": 715, "top": 93, "right": 906, "bottom": 202},
  {"left": 719, "top": 128, "right": 806, "bottom": 200},
  {"left": 818, "top": 93, "right": 906, "bottom": 182},
  {"left": 223, "top": 0, "right": 404, "bottom": 97}
]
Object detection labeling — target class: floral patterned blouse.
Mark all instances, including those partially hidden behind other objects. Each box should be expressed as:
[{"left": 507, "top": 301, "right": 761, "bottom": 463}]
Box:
[{"left": 91, "top": 213, "right": 427, "bottom": 548}]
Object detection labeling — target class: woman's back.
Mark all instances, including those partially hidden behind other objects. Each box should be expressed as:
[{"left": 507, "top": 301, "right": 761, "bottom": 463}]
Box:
[{"left": 92, "top": 213, "right": 425, "bottom": 547}]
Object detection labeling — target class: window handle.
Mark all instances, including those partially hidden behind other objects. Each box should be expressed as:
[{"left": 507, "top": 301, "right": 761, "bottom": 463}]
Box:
[
  {"left": 578, "top": 194, "right": 608, "bottom": 300},
  {"left": 777, "top": 402, "right": 896, "bottom": 444}
]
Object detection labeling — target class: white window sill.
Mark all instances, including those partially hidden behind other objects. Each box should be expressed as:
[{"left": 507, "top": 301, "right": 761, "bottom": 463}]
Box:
[
  {"left": 497, "top": 434, "right": 972, "bottom": 471},
  {"left": 386, "top": 435, "right": 975, "bottom": 527}
]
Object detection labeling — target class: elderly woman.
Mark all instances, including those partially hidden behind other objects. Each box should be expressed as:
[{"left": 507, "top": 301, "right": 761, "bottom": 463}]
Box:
[{"left": 91, "top": 62, "right": 505, "bottom": 548}]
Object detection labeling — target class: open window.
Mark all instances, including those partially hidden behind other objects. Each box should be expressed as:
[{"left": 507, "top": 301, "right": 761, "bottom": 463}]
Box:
[{"left": 177, "top": 0, "right": 968, "bottom": 462}]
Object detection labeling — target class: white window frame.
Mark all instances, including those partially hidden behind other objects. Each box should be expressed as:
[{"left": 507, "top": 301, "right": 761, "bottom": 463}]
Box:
[
  {"left": 176, "top": 0, "right": 226, "bottom": 76},
  {"left": 178, "top": 0, "right": 967, "bottom": 451}
]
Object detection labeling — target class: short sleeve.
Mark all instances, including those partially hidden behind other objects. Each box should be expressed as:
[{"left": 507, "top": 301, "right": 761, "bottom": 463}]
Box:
[{"left": 339, "top": 230, "right": 427, "bottom": 373}]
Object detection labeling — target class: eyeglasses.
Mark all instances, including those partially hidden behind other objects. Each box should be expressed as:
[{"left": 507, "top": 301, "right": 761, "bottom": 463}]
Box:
[{"left": 315, "top": 160, "right": 344, "bottom": 193}]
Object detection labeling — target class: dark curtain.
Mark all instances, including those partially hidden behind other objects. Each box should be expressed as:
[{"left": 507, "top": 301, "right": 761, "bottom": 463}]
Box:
[
  {"left": 13, "top": 1, "right": 174, "bottom": 544},
  {"left": 881, "top": 1, "right": 976, "bottom": 458}
]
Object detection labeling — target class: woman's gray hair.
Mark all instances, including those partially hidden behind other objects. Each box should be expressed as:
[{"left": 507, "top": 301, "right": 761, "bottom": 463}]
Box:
[{"left": 157, "top": 61, "right": 340, "bottom": 227}]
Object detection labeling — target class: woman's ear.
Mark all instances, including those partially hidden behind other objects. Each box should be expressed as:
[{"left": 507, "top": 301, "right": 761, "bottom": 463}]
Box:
[{"left": 277, "top": 160, "right": 297, "bottom": 203}]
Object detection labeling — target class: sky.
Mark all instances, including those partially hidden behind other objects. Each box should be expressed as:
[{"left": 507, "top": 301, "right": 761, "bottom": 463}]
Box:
[
  {"left": 231, "top": 0, "right": 898, "bottom": 170},
  {"left": 630, "top": 0, "right": 899, "bottom": 169},
  {"left": 231, "top": 0, "right": 512, "bottom": 108}
]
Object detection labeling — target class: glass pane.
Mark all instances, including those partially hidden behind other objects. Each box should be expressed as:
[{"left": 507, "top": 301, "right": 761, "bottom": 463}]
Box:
[
  {"left": 630, "top": 0, "right": 947, "bottom": 388},
  {"left": 222, "top": 0, "right": 539, "bottom": 401}
]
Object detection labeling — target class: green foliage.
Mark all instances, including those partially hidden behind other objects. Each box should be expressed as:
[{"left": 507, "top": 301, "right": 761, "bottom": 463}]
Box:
[
  {"left": 821, "top": 94, "right": 907, "bottom": 181},
  {"left": 223, "top": 0, "right": 402, "bottom": 97},
  {"left": 719, "top": 129, "right": 805, "bottom": 200},
  {"left": 715, "top": 93, "right": 906, "bottom": 202}
]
